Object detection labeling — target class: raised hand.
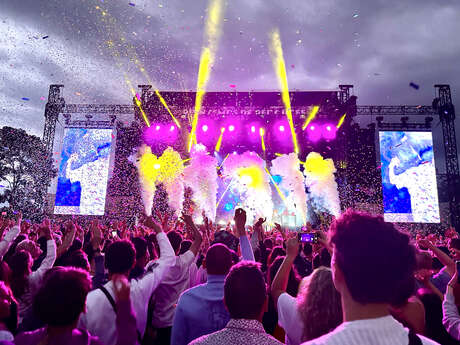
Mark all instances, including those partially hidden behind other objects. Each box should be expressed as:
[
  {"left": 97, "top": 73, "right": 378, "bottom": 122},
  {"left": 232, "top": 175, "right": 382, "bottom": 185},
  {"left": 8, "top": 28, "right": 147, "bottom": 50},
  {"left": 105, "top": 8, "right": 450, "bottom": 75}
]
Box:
[
  {"left": 286, "top": 237, "right": 300, "bottom": 259},
  {"left": 41, "top": 218, "right": 53, "bottom": 240},
  {"left": 234, "top": 208, "right": 247, "bottom": 237},
  {"left": 144, "top": 216, "right": 163, "bottom": 234}
]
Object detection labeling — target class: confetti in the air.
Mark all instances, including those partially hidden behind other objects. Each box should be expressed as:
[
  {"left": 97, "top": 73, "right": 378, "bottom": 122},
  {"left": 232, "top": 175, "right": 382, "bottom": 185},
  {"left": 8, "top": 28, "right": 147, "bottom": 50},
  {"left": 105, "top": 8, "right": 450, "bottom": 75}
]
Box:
[
  {"left": 409, "top": 82, "right": 420, "bottom": 90},
  {"left": 21, "top": 97, "right": 30, "bottom": 101},
  {"left": 229, "top": 84, "right": 236, "bottom": 88},
  {"left": 353, "top": 13, "right": 359, "bottom": 18},
  {"left": 42, "top": 35, "right": 49, "bottom": 39},
  {"left": 128, "top": 2, "right": 135, "bottom": 6}
]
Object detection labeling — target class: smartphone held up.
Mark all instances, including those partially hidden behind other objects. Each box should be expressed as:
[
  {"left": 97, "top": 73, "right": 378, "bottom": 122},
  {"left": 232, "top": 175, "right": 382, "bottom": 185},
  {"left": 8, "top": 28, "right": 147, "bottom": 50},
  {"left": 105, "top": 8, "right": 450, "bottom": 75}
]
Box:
[{"left": 298, "top": 232, "right": 319, "bottom": 244}]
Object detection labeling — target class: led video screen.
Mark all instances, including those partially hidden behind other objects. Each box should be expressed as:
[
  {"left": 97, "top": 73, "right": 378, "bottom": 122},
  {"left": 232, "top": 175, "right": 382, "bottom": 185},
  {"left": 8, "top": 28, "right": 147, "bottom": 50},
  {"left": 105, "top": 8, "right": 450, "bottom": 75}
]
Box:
[
  {"left": 379, "top": 131, "right": 440, "bottom": 223},
  {"left": 54, "top": 128, "right": 113, "bottom": 215}
]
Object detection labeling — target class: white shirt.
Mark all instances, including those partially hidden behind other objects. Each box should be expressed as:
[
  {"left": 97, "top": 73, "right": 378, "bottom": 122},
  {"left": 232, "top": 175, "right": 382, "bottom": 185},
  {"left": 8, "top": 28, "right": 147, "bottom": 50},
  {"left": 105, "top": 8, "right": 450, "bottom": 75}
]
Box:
[
  {"left": 277, "top": 292, "right": 303, "bottom": 345},
  {"left": 301, "top": 315, "right": 440, "bottom": 345},
  {"left": 0, "top": 225, "right": 20, "bottom": 259},
  {"left": 151, "top": 250, "right": 196, "bottom": 328},
  {"left": 78, "top": 232, "right": 175, "bottom": 345}
]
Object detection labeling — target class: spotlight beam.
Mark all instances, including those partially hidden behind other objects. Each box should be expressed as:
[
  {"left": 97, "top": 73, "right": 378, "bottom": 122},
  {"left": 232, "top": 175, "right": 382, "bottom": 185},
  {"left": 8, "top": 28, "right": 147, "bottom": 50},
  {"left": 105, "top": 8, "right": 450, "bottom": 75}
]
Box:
[
  {"left": 269, "top": 29, "right": 299, "bottom": 154},
  {"left": 216, "top": 177, "right": 234, "bottom": 209},
  {"left": 302, "top": 105, "right": 320, "bottom": 130},
  {"left": 336, "top": 113, "right": 347, "bottom": 128},
  {"left": 215, "top": 128, "right": 225, "bottom": 152},
  {"left": 189, "top": 0, "right": 225, "bottom": 152}
]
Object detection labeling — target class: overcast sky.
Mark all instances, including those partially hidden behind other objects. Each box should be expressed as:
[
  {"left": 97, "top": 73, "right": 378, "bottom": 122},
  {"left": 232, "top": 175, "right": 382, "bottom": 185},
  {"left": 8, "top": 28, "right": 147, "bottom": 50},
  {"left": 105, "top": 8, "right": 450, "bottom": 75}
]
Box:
[{"left": 1, "top": 0, "right": 459, "bottom": 158}]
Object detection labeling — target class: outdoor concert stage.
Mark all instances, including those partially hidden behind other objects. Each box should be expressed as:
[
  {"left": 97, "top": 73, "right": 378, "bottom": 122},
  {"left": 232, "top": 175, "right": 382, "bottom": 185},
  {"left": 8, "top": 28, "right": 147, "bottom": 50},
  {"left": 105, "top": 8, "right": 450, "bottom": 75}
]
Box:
[{"left": 44, "top": 84, "right": 460, "bottom": 231}]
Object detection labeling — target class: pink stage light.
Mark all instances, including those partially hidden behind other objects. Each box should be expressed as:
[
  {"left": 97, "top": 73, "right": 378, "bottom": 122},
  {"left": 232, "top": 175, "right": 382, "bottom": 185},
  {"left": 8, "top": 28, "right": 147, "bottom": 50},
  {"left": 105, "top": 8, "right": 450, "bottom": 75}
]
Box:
[
  {"left": 322, "top": 123, "right": 337, "bottom": 140},
  {"left": 228, "top": 125, "right": 235, "bottom": 132},
  {"left": 307, "top": 124, "right": 322, "bottom": 142},
  {"left": 202, "top": 125, "right": 209, "bottom": 132},
  {"left": 251, "top": 126, "right": 256, "bottom": 133},
  {"left": 279, "top": 125, "right": 285, "bottom": 132},
  {"left": 155, "top": 125, "right": 161, "bottom": 131},
  {"left": 170, "top": 125, "right": 175, "bottom": 131}
]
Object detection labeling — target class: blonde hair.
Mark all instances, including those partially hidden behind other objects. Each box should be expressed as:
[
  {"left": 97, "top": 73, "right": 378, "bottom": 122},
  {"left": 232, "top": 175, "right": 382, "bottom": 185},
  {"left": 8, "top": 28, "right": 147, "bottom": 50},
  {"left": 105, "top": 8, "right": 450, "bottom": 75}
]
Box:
[{"left": 297, "top": 267, "right": 342, "bottom": 341}]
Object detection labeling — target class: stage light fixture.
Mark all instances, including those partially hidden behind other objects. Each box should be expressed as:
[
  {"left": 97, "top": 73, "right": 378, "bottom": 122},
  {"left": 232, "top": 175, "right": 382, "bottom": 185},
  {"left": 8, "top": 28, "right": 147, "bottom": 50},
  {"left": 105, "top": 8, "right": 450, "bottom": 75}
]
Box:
[
  {"left": 155, "top": 125, "right": 161, "bottom": 131},
  {"left": 323, "top": 123, "right": 337, "bottom": 140},
  {"left": 279, "top": 125, "right": 285, "bottom": 132},
  {"left": 228, "top": 125, "right": 235, "bottom": 132},
  {"left": 170, "top": 125, "right": 175, "bottom": 131},
  {"left": 202, "top": 125, "right": 209, "bottom": 132},
  {"left": 251, "top": 126, "right": 256, "bottom": 133}
]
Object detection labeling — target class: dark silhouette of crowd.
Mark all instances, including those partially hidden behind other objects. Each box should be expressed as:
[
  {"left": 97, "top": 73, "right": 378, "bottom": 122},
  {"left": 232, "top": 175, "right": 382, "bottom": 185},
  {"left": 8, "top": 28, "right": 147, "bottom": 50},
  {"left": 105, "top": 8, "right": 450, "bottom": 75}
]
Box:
[{"left": 0, "top": 208, "right": 460, "bottom": 344}]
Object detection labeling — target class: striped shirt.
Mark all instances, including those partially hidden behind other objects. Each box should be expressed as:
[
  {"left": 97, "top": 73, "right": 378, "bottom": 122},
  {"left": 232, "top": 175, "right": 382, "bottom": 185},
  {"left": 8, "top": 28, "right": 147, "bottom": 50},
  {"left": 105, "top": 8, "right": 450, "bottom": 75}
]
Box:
[{"left": 301, "top": 315, "right": 439, "bottom": 345}]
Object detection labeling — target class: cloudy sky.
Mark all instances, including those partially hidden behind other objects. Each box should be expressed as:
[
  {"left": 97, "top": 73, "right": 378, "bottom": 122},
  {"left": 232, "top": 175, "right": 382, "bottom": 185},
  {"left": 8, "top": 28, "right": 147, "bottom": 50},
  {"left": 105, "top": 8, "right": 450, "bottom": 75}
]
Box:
[{"left": 1, "top": 0, "right": 460, "bottom": 155}]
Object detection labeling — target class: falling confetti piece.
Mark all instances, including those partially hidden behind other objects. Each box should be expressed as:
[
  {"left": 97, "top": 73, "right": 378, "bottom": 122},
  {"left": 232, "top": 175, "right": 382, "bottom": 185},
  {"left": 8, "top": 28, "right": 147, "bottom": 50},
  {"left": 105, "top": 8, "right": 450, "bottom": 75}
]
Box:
[
  {"left": 409, "top": 82, "right": 420, "bottom": 90},
  {"left": 42, "top": 35, "right": 49, "bottom": 39},
  {"left": 129, "top": 2, "right": 135, "bottom": 6},
  {"left": 75, "top": 92, "right": 81, "bottom": 96},
  {"left": 229, "top": 84, "right": 236, "bottom": 88},
  {"left": 158, "top": 4, "right": 163, "bottom": 7},
  {"left": 40, "top": 97, "right": 46, "bottom": 101},
  {"left": 353, "top": 13, "right": 359, "bottom": 18},
  {"left": 21, "top": 97, "right": 30, "bottom": 101},
  {"left": 337, "top": 63, "right": 343, "bottom": 67}
]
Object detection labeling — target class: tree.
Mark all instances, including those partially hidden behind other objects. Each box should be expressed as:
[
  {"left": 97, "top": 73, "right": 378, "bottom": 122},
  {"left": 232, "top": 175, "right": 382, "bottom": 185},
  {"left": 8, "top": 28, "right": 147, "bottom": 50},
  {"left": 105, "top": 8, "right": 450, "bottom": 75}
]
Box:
[{"left": 0, "top": 126, "right": 57, "bottom": 220}]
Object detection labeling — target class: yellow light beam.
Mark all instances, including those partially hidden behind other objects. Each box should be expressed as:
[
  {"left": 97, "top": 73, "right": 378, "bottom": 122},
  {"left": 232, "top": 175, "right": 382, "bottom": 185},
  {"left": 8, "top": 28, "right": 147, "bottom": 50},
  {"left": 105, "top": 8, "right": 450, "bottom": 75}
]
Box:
[
  {"left": 265, "top": 167, "right": 288, "bottom": 205},
  {"left": 94, "top": 5, "right": 178, "bottom": 128},
  {"left": 269, "top": 29, "right": 299, "bottom": 154},
  {"left": 260, "top": 128, "right": 266, "bottom": 152},
  {"left": 189, "top": 0, "right": 224, "bottom": 152},
  {"left": 302, "top": 105, "right": 320, "bottom": 130},
  {"left": 336, "top": 113, "right": 347, "bottom": 129},
  {"left": 215, "top": 128, "right": 225, "bottom": 152},
  {"left": 154, "top": 90, "right": 181, "bottom": 128}
]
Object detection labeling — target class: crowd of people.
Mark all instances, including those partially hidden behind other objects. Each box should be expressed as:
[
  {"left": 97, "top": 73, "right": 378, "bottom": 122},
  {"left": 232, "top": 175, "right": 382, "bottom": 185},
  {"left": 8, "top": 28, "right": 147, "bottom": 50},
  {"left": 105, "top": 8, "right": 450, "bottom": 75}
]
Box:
[{"left": 0, "top": 207, "right": 460, "bottom": 345}]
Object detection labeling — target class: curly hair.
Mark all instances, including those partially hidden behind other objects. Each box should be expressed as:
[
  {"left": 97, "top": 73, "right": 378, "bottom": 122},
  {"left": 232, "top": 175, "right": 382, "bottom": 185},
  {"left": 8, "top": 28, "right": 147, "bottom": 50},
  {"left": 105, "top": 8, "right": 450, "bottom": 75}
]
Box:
[{"left": 297, "top": 267, "right": 342, "bottom": 342}]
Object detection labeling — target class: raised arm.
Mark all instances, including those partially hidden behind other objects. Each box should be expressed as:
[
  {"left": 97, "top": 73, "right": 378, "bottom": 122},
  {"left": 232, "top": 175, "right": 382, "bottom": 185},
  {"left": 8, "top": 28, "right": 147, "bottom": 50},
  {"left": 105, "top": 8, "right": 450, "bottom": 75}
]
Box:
[
  {"left": 443, "top": 271, "right": 460, "bottom": 340},
  {"left": 29, "top": 219, "right": 56, "bottom": 290},
  {"left": 56, "top": 221, "right": 77, "bottom": 258},
  {"left": 0, "top": 212, "right": 21, "bottom": 259},
  {"left": 132, "top": 216, "right": 175, "bottom": 297},
  {"left": 181, "top": 213, "right": 203, "bottom": 256},
  {"left": 271, "top": 237, "right": 299, "bottom": 307},
  {"left": 113, "top": 274, "right": 139, "bottom": 345},
  {"left": 234, "top": 208, "right": 255, "bottom": 261},
  {"left": 419, "top": 238, "right": 455, "bottom": 277}
]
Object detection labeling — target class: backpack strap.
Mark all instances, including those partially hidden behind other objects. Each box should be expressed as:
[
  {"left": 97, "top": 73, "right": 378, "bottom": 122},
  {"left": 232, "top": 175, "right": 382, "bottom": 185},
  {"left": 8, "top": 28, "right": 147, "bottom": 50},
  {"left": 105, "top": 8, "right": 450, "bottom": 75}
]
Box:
[
  {"left": 99, "top": 285, "right": 117, "bottom": 312},
  {"left": 99, "top": 285, "right": 143, "bottom": 343},
  {"left": 408, "top": 329, "right": 423, "bottom": 345}
]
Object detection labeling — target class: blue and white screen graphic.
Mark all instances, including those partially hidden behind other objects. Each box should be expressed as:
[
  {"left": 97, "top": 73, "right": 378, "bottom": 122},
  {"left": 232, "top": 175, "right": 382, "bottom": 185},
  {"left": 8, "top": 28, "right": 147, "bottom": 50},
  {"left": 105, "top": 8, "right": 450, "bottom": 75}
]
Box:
[
  {"left": 54, "top": 128, "right": 113, "bottom": 215},
  {"left": 379, "top": 131, "right": 440, "bottom": 223}
]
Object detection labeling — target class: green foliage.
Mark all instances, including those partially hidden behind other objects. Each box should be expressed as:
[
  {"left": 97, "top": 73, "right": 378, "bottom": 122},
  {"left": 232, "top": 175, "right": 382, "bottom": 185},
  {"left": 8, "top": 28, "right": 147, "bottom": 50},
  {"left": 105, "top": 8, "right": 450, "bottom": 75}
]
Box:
[{"left": 0, "top": 126, "right": 57, "bottom": 220}]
